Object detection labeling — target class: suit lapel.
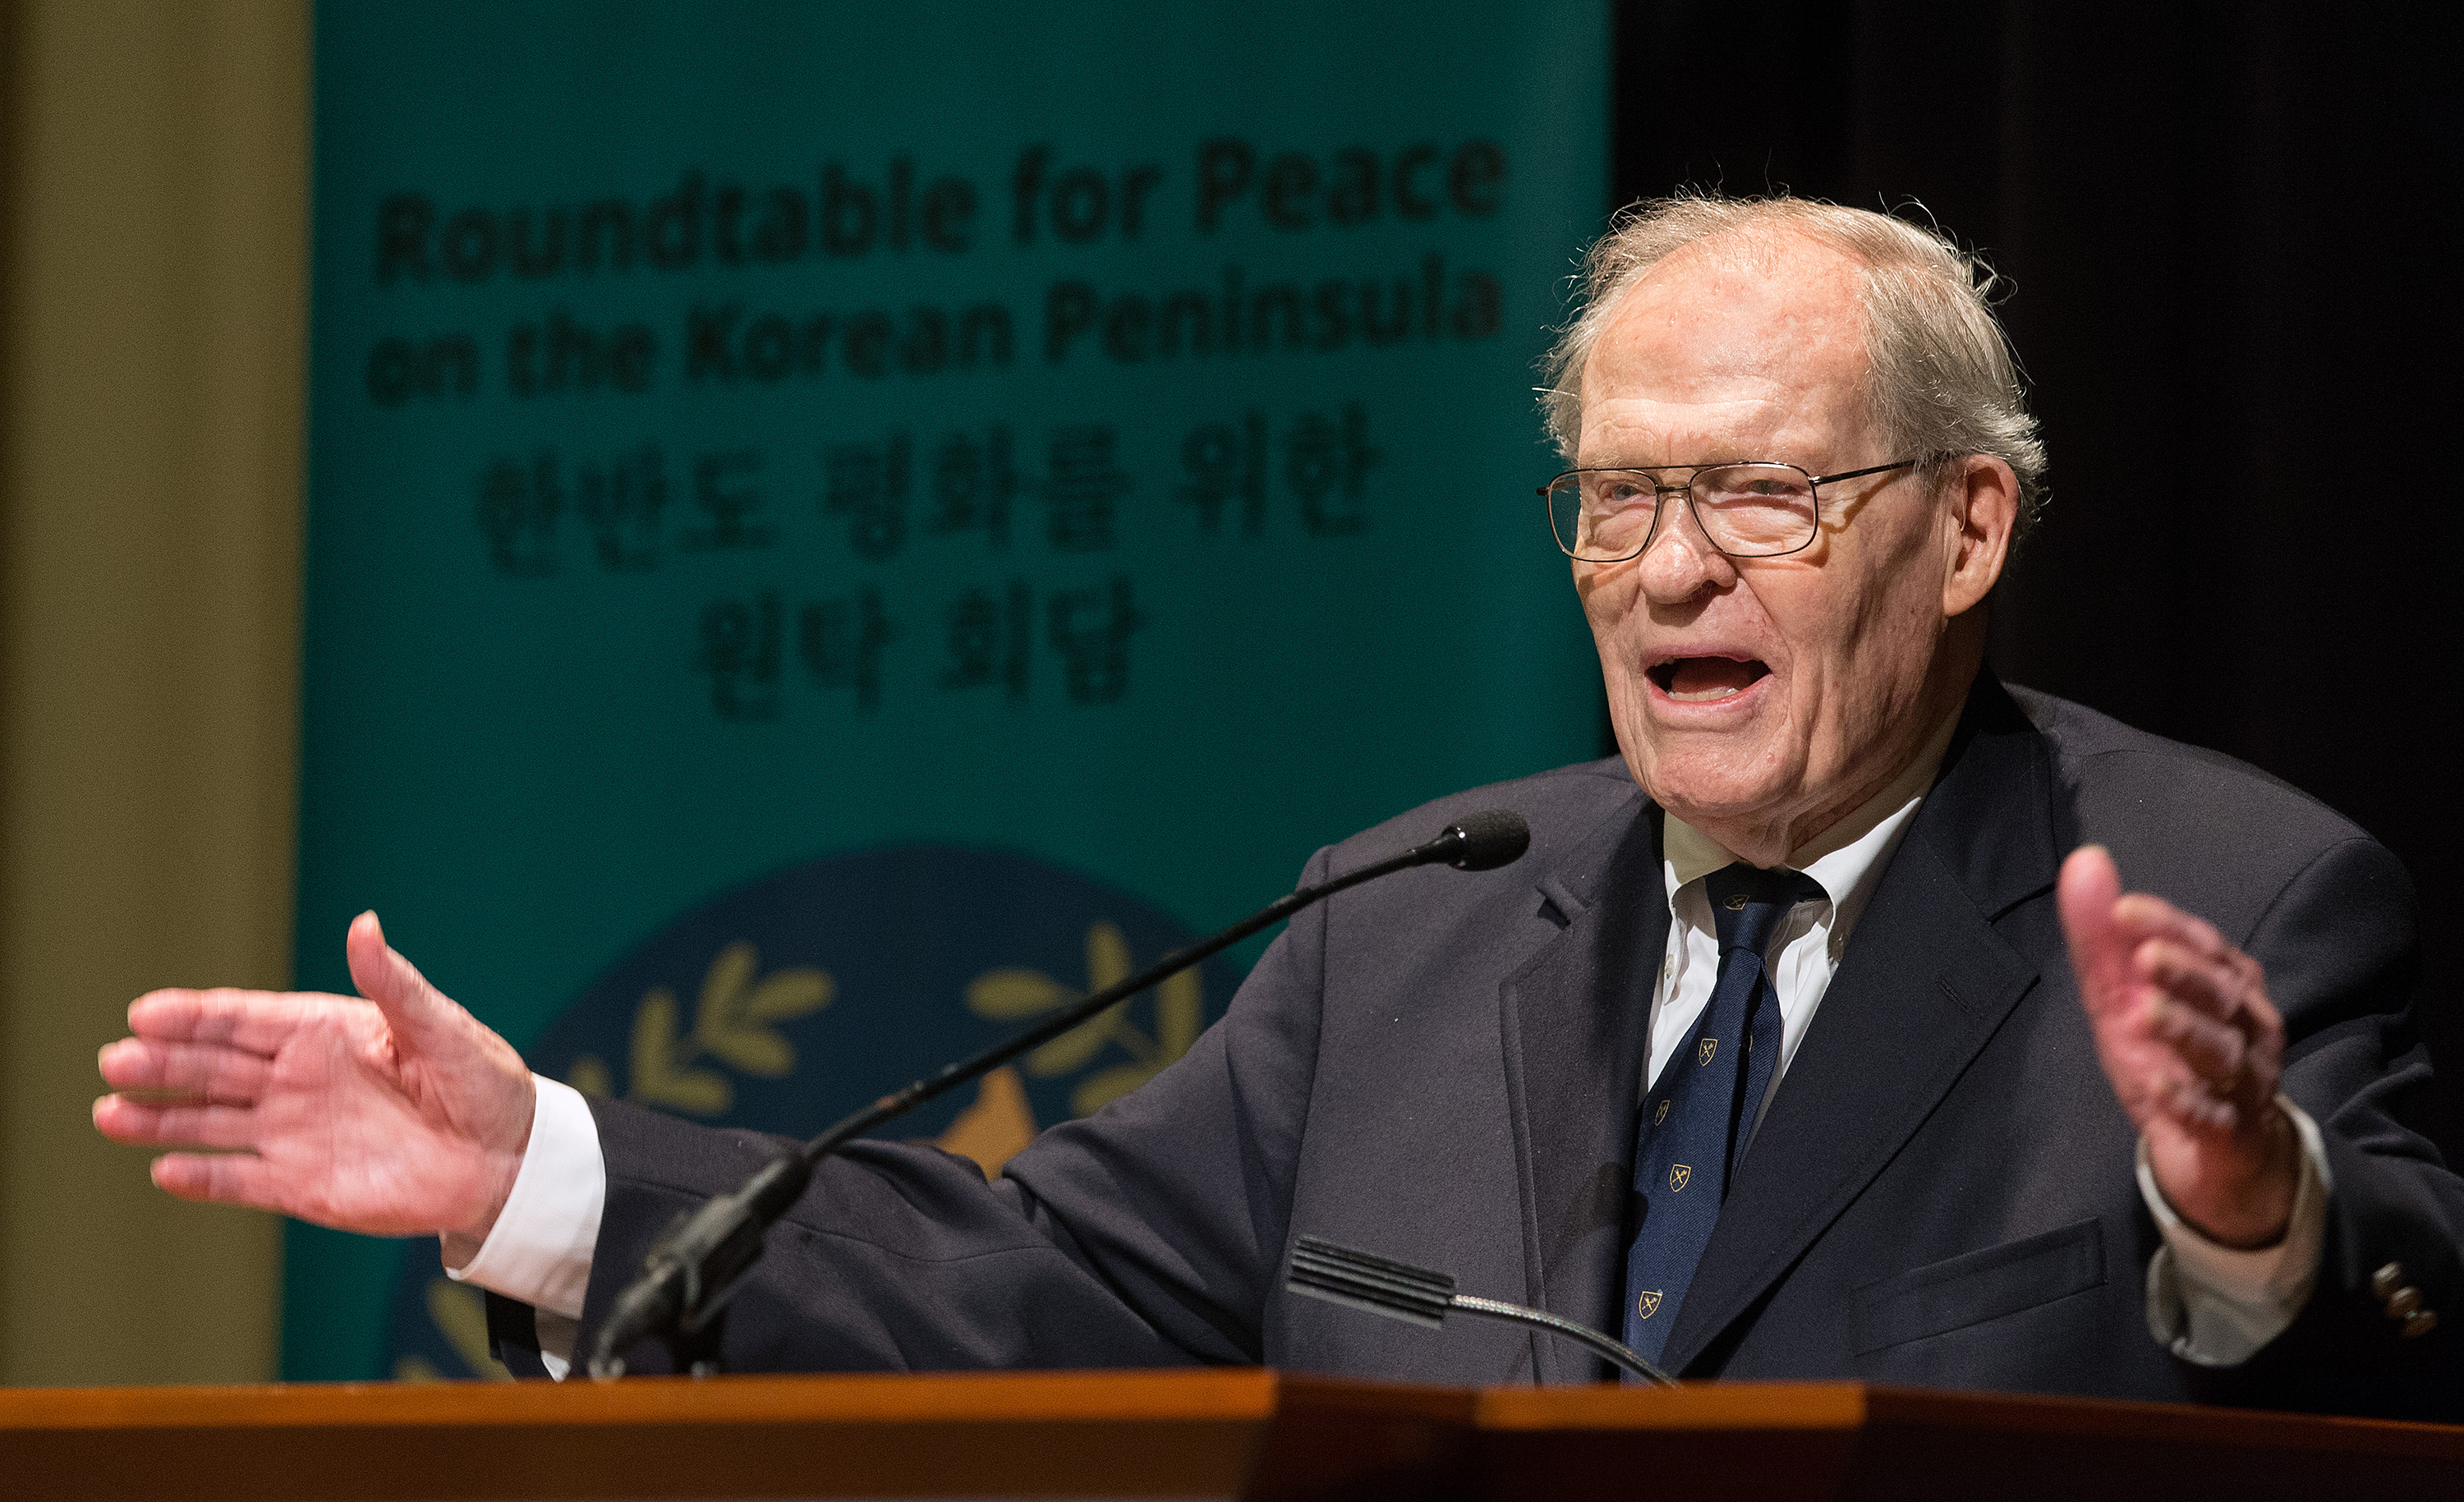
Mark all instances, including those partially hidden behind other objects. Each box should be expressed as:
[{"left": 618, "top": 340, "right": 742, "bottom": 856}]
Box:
[
  {"left": 1496, "top": 788, "right": 1662, "bottom": 1381},
  {"left": 1657, "top": 676, "right": 2061, "bottom": 1372}
]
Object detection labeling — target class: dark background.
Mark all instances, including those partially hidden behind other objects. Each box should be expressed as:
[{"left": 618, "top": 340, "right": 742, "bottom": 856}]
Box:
[{"left": 1610, "top": 1, "right": 2464, "bottom": 1147}]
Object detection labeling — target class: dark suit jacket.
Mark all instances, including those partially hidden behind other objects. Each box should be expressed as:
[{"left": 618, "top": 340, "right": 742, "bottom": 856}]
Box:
[{"left": 517, "top": 677, "right": 2462, "bottom": 1418}]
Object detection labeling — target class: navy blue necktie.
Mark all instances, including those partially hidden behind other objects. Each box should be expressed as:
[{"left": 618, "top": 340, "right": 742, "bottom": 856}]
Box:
[{"left": 1621, "top": 862, "right": 1822, "bottom": 1369}]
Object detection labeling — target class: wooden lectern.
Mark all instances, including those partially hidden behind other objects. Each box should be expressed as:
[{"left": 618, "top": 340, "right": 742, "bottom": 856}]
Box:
[{"left": 5, "top": 1370, "right": 2461, "bottom": 1500}]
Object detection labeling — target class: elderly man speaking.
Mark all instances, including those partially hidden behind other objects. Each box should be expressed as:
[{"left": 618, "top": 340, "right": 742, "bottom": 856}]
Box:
[{"left": 94, "top": 196, "right": 2459, "bottom": 1417}]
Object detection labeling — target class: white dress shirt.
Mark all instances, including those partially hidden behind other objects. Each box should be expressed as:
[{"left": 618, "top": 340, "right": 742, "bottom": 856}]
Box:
[{"left": 455, "top": 714, "right": 2329, "bottom": 1376}]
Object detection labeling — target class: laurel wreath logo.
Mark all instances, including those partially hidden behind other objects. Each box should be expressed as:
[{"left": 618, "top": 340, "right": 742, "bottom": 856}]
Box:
[{"left": 398, "top": 919, "right": 1201, "bottom": 1383}]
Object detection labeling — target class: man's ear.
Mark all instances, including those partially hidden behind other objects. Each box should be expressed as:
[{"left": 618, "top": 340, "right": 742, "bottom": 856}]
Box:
[{"left": 1942, "top": 455, "right": 2019, "bottom": 618}]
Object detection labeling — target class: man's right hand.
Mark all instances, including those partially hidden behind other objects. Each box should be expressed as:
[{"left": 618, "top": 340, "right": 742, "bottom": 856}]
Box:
[{"left": 93, "top": 912, "right": 535, "bottom": 1261}]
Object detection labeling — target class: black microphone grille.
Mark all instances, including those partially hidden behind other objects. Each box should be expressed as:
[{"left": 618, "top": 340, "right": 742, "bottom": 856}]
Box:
[
  {"left": 1438, "top": 810, "right": 1530, "bottom": 871},
  {"left": 1287, "top": 1234, "right": 1455, "bottom": 1327}
]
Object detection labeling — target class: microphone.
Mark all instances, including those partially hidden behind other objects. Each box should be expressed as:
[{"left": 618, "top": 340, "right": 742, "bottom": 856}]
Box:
[
  {"left": 1420, "top": 808, "right": 1531, "bottom": 871},
  {"left": 1286, "top": 1233, "right": 1676, "bottom": 1386},
  {"left": 588, "top": 810, "right": 1533, "bottom": 1378}
]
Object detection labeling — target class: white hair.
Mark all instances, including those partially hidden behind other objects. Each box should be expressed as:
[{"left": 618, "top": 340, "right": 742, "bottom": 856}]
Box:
[{"left": 1540, "top": 195, "right": 2048, "bottom": 535}]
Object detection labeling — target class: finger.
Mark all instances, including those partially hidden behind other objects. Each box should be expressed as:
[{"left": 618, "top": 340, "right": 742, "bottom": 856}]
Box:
[
  {"left": 91, "top": 1095, "right": 259, "bottom": 1151},
  {"left": 346, "top": 912, "right": 463, "bottom": 1045},
  {"left": 125, "top": 988, "right": 306, "bottom": 1058},
  {"left": 2101, "top": 985, "right": 2235, "bottom": 1129},
  {"left": 2144, "top": 990, "right": 2253, "bottom": 1086},
  {"left": 2134, "top": 983, "right": 2278, "bottom": 1133},
  {"left": 97, "top": 1038, "right": 271, "bottom": 1101},
  {"left": 2135, "top": 939, "right": 2251, "bottom": 1027},
  {"left": 2238, "top": 982, "right": 2286, "bottom": 1061},
  {"left": 2058, "top": 845, "right": 2133, "bottom": 1014},
  {"left": 2135, "top": 936, "right": 2286, "bottom": 1077},
  {"left": 149, "top": 1152, "right": 287, "bottom": 1213},
  {"left": 2113, "top": 893, "right": 2231, "bottom": 964}
]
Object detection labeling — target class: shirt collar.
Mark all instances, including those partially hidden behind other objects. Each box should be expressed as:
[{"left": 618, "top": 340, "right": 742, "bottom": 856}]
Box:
[{"left": 1661, "top": 705, "right": 1964, "bottom": 916}]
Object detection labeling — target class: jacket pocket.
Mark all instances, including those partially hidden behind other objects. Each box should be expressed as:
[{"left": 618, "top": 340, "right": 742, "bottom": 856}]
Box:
[{"left": 1849, "top": 1218, "right": 2106, "bottom": 1356}]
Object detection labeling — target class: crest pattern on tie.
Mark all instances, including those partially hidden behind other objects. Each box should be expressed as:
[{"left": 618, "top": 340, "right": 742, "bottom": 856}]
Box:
[{"left": 1620, "top": 861, "right": 1823, "bottom": 1371}]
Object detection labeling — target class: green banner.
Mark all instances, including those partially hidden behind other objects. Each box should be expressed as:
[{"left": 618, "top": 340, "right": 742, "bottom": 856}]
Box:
[{"left": 297, "top": 0, "right": 1609, "bottom": 1380}]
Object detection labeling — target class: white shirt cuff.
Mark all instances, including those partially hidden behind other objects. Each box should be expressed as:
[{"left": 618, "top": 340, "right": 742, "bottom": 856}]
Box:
[
  {"left": 444, "top": 1073, "right": 606, "bottom": 1377},
  {"left": 2139, "top": 1095, "right": 2332, "bottom": 1366}
]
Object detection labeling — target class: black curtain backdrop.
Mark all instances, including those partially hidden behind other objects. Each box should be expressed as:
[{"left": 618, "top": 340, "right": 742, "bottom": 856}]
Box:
[{"left": 1608, "top": 1, "right": 2464, "bottom": 1146}]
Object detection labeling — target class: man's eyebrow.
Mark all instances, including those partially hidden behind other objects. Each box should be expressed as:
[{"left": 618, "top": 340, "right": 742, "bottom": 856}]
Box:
[{"left": 1577, "top": 457, "right": 1767, "bottom": 471}]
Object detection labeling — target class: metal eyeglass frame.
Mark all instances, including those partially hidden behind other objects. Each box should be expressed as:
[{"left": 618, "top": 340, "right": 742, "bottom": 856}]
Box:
[{"left": 1538, "top": 458, "right": 1921, "bottom": 561}]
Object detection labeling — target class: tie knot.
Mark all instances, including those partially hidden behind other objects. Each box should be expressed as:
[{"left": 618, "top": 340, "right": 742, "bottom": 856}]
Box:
[{"left": 1703, "top": 863, "right": 1823, "bottom": 955}]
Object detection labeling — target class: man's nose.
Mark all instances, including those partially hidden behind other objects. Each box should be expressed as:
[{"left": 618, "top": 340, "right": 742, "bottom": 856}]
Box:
[{"left": 1636, "top": 492, "right": 1733, "bottom": 603}]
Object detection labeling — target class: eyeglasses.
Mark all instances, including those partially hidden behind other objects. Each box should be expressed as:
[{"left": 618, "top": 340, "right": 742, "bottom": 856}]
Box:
[{"left": 1538, "top": 459, "right": 1919, "bottom": 562}]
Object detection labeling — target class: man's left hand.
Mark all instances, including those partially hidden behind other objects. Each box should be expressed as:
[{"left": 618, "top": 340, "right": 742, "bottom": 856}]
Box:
[{"left": 2060, "top": 845, "right": 2299, "bottom": 1248}]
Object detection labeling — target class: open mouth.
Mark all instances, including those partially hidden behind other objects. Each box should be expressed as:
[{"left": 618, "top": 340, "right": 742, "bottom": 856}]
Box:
[{"left": 1646, "top": 655, "right": 1771, "bottom": 705}]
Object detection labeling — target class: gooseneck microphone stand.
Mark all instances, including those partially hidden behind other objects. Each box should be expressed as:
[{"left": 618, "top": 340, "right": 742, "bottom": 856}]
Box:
[{"left": 586, "top": 810, "right": 1531, "bottom": 1379}]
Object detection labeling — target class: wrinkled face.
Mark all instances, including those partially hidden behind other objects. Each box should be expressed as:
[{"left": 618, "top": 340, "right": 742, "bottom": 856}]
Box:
[{"left": 1574, "top": 234, "right": 1966, "bottom": 850}]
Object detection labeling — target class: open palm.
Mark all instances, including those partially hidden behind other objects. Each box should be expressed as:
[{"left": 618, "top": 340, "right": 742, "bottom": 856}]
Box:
[
  {"left": 94, "top": 912, "right": 535, "bottom": 1247},
  {"left": 2059, "top": 845, "right": 2297, "bottom": 1247}
]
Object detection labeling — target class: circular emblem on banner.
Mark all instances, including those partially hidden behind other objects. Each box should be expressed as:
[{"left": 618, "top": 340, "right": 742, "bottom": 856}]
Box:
[{"left": 383, "top": 843, "right": 1233, "bottom": 1380}]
